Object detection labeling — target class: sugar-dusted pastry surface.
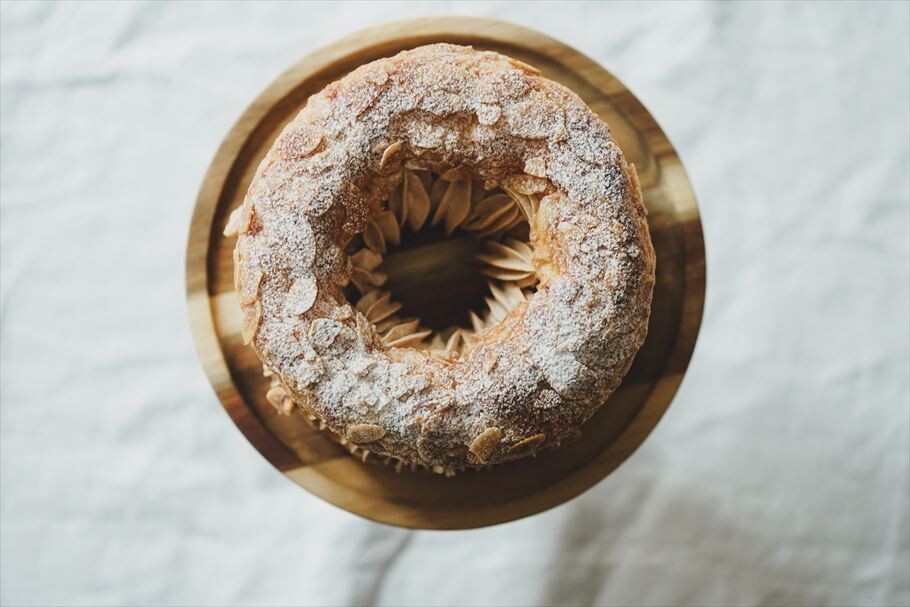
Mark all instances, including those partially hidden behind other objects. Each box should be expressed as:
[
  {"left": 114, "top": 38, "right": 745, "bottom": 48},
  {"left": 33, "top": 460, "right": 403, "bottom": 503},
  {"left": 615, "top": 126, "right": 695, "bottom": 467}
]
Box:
[{"left": 225, "top": 44, "right": 655, "bottom": 472}]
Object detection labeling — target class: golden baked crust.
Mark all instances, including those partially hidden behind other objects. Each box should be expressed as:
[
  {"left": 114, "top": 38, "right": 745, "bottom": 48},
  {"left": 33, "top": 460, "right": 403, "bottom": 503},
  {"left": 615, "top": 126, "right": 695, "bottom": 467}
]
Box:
[{"left": 225, "top": 44, "right": 656, "bottom": 472}]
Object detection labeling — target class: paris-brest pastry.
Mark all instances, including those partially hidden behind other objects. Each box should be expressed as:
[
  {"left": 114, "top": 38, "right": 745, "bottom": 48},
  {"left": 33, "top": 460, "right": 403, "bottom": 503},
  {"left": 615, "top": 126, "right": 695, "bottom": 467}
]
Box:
[{"left": 224, "top": 44, "right": 656, "bottom": 475}]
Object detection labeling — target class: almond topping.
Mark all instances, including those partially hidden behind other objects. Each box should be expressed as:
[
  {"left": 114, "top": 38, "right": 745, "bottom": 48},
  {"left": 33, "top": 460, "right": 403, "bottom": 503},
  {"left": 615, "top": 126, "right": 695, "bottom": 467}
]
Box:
[
  {"left": 469, "top": 427, "right": 502, "bottom": 463},
  {"left": 347, "top": 424, "right": 387, "bottom": 444}
]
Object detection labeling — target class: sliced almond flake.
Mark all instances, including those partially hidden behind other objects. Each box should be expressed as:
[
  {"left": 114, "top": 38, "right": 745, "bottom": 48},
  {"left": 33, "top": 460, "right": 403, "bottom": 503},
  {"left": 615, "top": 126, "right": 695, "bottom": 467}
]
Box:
[
  {"left": 223, "top": 201, "right": 252, "bottom": 237},
  {"left": 428, "top": 333, "right": 445, "bottom": 351},
  {"left": 505, "top": 238, "right": 534, "bottom": 260},
  {"left": 373, "top": 211, "right": 400, "bottom": 246},
  {"left": 506, "top": 190, "right": 538, "bottom": 223},
  {"left": 411, "top": 438, "right": 433, "bottom": 470},
  {"left": 347, "top": 354, "right": 376, "bottom": 378},
  {"left": 509, "top": 433, "right": 547, "bottom": 455},
  {"left": 476, "top": 252, "right": 532, "bottom": 273},
  {"left": 403, "top": 170, "right": 430, "bottom": 231},
  {"left": 523, "top": 157, "right": 547, "bottom": 178},
  {"left": 463, "top": 194, "right": 515, "bottom": 230},
  {"left": 471, "top": 180, "right": 487, "bottom": 205},
  {"left": 241, "top": 301, "right": 262, "bottom": 346},
  {"left": 516, "top": 275, "right": 538, "bottom": 289},
  {"left": 362, "top": 219, "right": 386, "bottom": 253},
  {"left": 277, "top": 124, "right": 322, "bottom": 159},
  {"left": 469, "top": 427, "right": 502, "bottom": 463},
  {"left": 445, "top": 329, "right": 468, "bottom": 353},
  {"left": 355, "top": 290, "right": 384, "bottom": 314},
  {"left": 429, "top": 177, "right": 447, "bottom": 207},
  {"left": 475, "top": 194, "right": 516, "bottom": 216},
  {"left": 347, "top": 424, "right": 387, "bottom": 444},
  {"left": 385, "top": 329, "right": 432, "bottom": 348},
  {"left": 446, "top": 182, "right": 472, "bottom": 235},
  {"left": 481, "top": 309, "right": 494, "bottom": 327},
  {"left": 502, "top": 186, "right": 535, "bottom": 220},
  {"left": 347, "top": 81, "right": 383, "bottom": 117},
  {"left": 285, "top": 275, "right": 318, "bottom": 315},
  {"left": 374, "top": 315, "right": 402, "bottom": 334},
  {"left": 365, "top": 292, "right": 402, "bottom": 323},
  {"left": 349, "top": 272, "right": 368, "bottom": 292},
  {"left": 476, "top": 207, "right": 523, "bottom": 238},
  {"left": 387, "top": 184, "right": 404, "bottom": 226},
  {"left": 504, "top": 209, "right": 530, "bottom": 232},
  {"left": 382, "top": 318, "right": 421, "bottom": 344},
  {"left": 370, "top": 270, "right": 389, "bottom": 286},
  {"left": 305, "top": 189, "right": 334, "bottom": 218},
  {"left": 379, "top": 141, "right": 402, "bottom": 169},
  {"left": 280, "top": 398, "right": 295, "bottom": 415},
  {"left": 439, "top": 167, "right": 468, "bottom": 181},
  {"left": 485, "top": 296, "right": 508, "bottom": 322},
  {"left": 476, "top": 103, "right": 501, "bottom": 126},
  {"left": 497, "top": 222, "right": 529, "bottom": 238},
  {"left": 628, "top": 162, "right": 642, "bottom": 203},
  {"left": 266, "top": 386, "right": 286, "bottom": 409},
  {"left": 489, "top": 281, "right": 526, "bottom": 310},
  {"left": 417, "top": 170, "right": 433, "bottom": 193},
  {"left": 295, "top": 333, "right": 319, "bottom": 362},
  {"left": 469, "top": 310, "right": 486, "bottom": 333},
  {"left": 354, "top": 313, "right": 375, "bottom": 343},
  {"left": 232, "top": 247, "right": 241, "bottom": 289},
  {"left": 491, "top": 239, "right": 524, "bottom": 261},
  {"left": 309, "top": 318, "right": 343, "bottom": 352},
  {"left": 479, "top": 267, "right": 535, "bottom": 282},
  {"left": 504, "top": 174, "right": 547, "bottom": 196},
  {"left": 236, "top": 265, "right": 263, "bottom": 305},
  {"left": 477, "top": 240, "right": 535, "bottom": 272},
  {"left": 351, "top": 268, "right": 386, "bottom": 293},
  {"left": 364, "top": 65, "right": 389, "bottom": 86},
  {"left": 431, "top": 179, "right": 471, "bottom": 235},
  {"left": 350, "top": 248, "right": 383, "bottom": 272},
  {"left": 506, "top": 99, "right": 565, "bottom": 139},
  {"left": 403, "top": 159, "right": 427, "bottom": 171},
  {"left": 478, "top": 89, "right": 499, "bottom": 104},
  {"left": 507, "top": 57, "right": 541, "bottom": 75},
  {"left": 333, "top": 304, "right": 353, "bottom": 320}
]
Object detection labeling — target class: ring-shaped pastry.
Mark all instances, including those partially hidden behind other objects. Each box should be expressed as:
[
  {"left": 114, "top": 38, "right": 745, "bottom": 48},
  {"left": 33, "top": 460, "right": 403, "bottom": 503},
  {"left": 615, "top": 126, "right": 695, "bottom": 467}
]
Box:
[{"left": 225, "top": 44, "right": 655, "bottom": 473}]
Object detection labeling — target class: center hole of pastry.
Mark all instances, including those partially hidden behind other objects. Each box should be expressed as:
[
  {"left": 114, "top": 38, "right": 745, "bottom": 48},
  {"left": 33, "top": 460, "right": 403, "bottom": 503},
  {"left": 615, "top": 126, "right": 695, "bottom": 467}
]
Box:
[
  {"left": 382, "top": 225, "right": 488, "bottom": 331},
  {"left": 347, "top": 169, "right": 538, "bottom": 355}
]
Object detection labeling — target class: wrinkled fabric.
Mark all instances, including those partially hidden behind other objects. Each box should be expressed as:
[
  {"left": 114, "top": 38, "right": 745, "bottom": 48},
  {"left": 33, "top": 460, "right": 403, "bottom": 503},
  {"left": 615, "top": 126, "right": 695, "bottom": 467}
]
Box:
[{"left": 1, "top": 2, "right": 908, "bottom": 606}]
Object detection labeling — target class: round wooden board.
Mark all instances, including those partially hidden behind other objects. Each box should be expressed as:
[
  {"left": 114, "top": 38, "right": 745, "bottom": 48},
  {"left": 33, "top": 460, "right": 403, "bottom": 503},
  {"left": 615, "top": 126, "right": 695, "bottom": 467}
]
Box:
[{"left": 186, "top": 17, "right": 705, "bottom": 530}]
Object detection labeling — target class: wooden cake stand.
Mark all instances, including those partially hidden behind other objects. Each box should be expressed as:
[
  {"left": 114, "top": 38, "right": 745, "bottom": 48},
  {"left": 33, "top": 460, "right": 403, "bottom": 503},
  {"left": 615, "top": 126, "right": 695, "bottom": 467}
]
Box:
[{"left": 186, "top": 17, "right": 705, "bottom": 529}]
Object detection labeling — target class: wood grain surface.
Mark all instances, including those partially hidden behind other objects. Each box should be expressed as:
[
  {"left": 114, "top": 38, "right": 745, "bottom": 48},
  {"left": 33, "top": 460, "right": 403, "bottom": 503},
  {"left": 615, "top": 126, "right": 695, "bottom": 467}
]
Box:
[{"left": 186, "top": 17, "right": 705, "bottom": 529}]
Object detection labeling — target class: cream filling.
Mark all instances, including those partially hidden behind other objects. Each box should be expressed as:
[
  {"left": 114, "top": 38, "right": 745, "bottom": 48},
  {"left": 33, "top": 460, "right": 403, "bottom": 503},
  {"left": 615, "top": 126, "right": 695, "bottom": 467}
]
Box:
[{"left": 347, "top": 169, "right": 542, "bottom": 356}]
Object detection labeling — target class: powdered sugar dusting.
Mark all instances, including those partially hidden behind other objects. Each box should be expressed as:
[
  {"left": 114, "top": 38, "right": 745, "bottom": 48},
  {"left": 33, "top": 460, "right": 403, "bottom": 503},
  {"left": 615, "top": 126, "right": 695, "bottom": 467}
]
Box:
[
  {"left": 228, "top": 44, "right": 655, "bottom": 471},
  {"left": 284, "top": 275, "right": 318, "bottom": 315}
]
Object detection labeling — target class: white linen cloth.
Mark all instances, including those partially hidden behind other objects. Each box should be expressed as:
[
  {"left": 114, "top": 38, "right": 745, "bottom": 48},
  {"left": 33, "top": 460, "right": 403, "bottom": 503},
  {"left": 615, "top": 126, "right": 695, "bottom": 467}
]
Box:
[{"left": 1, "top": 2, "right": 908, "bottom": 605}]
